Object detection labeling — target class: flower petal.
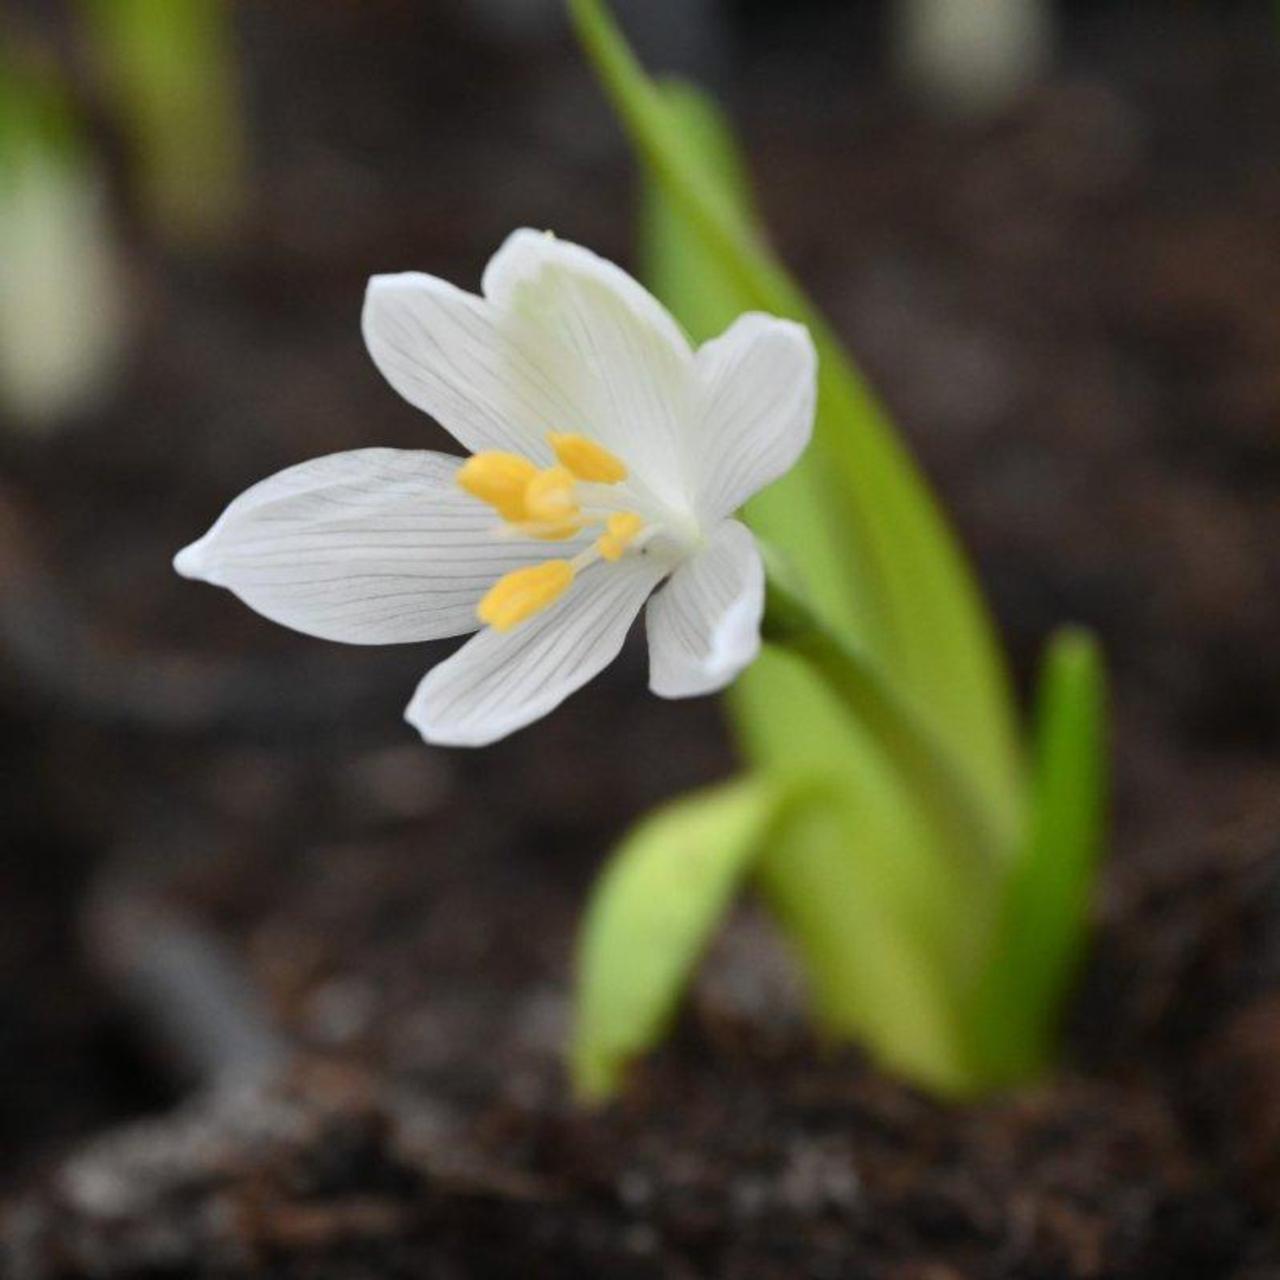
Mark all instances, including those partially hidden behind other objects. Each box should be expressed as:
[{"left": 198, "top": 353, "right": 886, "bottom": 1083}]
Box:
[
  {"left": 174, "top": 449, "right": 579, "bottom": 644},
  {"left": 481, "top": 230, "right": 696, "bottom": 506},
  {"left": 363, "top": 272, "right": 571, "bottom": 459},
  {"left": 405, "top": 554, "right": 667, "bottom": 746},
  {"left": 646, "top": 520, "right": 764, "bottom": 698},
  {"left": 691, "top": 313, "right": 817, "bottom": 521}
]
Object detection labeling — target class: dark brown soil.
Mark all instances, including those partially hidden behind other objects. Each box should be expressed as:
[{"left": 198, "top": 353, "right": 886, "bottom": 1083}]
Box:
[{"left": 2, "top": 4, "right": 1279, "bottom": 1276}]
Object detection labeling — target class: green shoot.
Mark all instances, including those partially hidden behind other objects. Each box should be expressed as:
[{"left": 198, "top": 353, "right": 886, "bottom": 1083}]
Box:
[
  {"left": 79, "top": 0, "right": 245, "bottom": 246},
  {"left": 568, "top": 0, "right": 1108, "bottom": 1100},
  {"left": 573, "top": 778, "right": 793, "bottom": 1100}
]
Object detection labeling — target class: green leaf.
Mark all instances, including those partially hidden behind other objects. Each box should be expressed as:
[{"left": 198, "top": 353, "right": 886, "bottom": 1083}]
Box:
[
  {"left": 755, "top": 801, "right": 974, "bottom": 1094},
  {"left": 571, "top": 777, "right": 790, "bottom": 1101},
  {"left": 760, "top": 560, "right": 1000, "bottom": 868},
  {"left": 0, "top": 52, "right": 82, "bottom": 173},
  {"left": 568, "top": 0, "right": 1023, "bottom": 842},
  {"left": 639, "top": 81, "right": 756, "bottom": 341},
  {"left": 968, "top": 628, "right": 1107, "bottom": 1083}
]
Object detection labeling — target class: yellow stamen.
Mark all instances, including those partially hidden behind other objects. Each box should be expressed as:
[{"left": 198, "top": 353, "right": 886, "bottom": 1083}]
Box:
[
  {"left": 524, "top": 465, "right": 580, "bottom": 524},
  {"left": 477, "top": 560, "right": 574, "bottom": 632},
  {"left": 547, "top": 433, "right": 628, "bottom": 484},
  {"left": 457, "top": 452, "right": 537, "bottom": 522},
  {"left": 596, "top": 511, "right": 644, "bottom": 562}
]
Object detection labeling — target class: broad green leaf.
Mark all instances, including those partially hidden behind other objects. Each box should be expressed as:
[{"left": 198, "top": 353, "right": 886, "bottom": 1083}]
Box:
[
  {"left": 569, "top": 0, "right": 1023, "bottom": 844},
  {"left": 571, "top": 777, "right": 791, "bottom": 1100},
  {"left": 756, "top": 801, "right": 974, "bottom": 1094},
  {"left": 968, "top": 628, "right": 1107, "bottom": 1083}
]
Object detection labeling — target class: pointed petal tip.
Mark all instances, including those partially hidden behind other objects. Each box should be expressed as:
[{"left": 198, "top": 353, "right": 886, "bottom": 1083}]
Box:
[
  {"left": 646, "top": 522, "right": 765, "bottom": 699},
  {"left": 172, "top": 540, "right": 208, "bottom": 580},
  {"left": 492, "top": 226, "right": 551, "bottom": 256},
  {"left": 402, "top": 700, "right": 433, "bottom": 744},
  {"left": 364, "top": 270, "right": 421, "bottom": 296},
  {"left": 402, "top": 692, "right": 488, "bottom": 750},
  {"left": 648, "top": 606, "right": 760, "bottom": 700},
  {"left": 361, "top": 272, "right": 425, "bottom": 326},
  {"left": 705, "top": 591, "right": 763, "bottom": 684}
]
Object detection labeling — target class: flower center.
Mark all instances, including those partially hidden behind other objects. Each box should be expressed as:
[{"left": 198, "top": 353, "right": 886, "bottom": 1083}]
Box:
[{"left": 459, "top": 433, "right": 655, "bottom": 632}]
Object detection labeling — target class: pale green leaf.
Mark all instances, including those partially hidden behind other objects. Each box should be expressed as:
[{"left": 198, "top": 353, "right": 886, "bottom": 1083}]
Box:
[
  {"left": 756, "top": 802, "right": 974, "bottom": 1095},
  {"left": 571, "top": 777, "right": 791, "bottom": 1101}
]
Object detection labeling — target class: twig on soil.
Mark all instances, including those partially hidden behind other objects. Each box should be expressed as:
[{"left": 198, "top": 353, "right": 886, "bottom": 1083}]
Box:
[{"left": 84, "top": 882, "right": 289, "bottom": 1092}]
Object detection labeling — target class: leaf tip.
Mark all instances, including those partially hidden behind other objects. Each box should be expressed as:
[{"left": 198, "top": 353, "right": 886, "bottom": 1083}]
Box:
[
  {"left": 1045, "top": 625, "right": 1104, "bottom": 675},
  {"left": 569, "top": 1044, "right": 622, "bottom": 1106}
]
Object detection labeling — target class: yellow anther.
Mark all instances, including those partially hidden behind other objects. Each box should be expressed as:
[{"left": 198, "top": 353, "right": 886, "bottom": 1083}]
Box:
[
  {"left": 457, "top": 452, "right": 537, "bottom": 522},
  {"left": 524, "top": 465, "right": 580, "bottom": 524},
  {"left": 477, "top": 560, "right": 574, "bottom": 632},
  {"left": 596, "top": 512, "right": 645, "bottom": 562},
  {"left": 547, "top": 433, "right": 628, "bottom": 484}
]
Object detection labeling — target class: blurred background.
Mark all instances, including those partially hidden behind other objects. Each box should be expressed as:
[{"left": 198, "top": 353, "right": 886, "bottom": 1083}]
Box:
[{"left": 1, "top": 2, "right": 1278, "bottom": 1274}]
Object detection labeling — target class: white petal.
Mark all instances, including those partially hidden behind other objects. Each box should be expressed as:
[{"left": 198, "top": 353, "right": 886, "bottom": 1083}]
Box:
[
  {"left": 481, "top": 229, "right": 696, "bottom": 506},
  {"left": 174, "top": 449, "right": 579, "bottom": 645},
  {"left": 363, "top": 272, "right": 571, "bottom": 459},
  {"left": 691, "top": 313, "right": 817, "bottom": 521},
  {"left": 646, "top": 520, "right": 764, "bottom": 698},
  {"left": 405, "top": 555, "right": 667, "bottom": 746}
]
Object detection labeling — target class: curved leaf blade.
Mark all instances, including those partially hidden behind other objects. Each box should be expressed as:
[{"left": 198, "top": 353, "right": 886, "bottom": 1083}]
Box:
[
  {"left": 571, "top": 777, "right": 790, "bottom": 1101},
  {"left": 969, "top": 628, "right": 1107, "bottom": 1083}
]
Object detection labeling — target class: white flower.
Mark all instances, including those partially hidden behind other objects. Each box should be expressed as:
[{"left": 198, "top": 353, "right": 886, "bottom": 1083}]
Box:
[{"left": 174, "top": 230, "right": 816, "bottom": 746}]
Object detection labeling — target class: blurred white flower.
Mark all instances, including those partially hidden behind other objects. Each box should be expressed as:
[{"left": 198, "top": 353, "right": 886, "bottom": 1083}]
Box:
[
  {"left": 0, "top": 101, "right": 126, "bottom": 430},
  {"left": 175, "top": 230, "right": 815, "bottom": 745}
]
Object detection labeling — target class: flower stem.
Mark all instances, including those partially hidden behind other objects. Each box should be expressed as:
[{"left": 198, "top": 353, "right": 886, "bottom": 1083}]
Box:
[{"left": 759, "top": 546, "right": 1006, "bottom": 869}]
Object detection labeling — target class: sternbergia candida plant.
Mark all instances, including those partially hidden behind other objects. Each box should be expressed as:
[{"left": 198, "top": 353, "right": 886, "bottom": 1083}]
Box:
[
  {"left": 566, "top": 0, "right": 1104, "bottom": 1099},
  {"left": 175, "top": 0, "right": 1107, "bottom": 1103}
]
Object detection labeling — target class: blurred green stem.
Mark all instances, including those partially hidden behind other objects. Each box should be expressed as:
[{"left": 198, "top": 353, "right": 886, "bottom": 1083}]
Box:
[
  {"left": 80, "top": 0, "right": 245, "bottom": 246},
  {"left": 759, "top": 549, "right": 1006, "bottom": 871}
]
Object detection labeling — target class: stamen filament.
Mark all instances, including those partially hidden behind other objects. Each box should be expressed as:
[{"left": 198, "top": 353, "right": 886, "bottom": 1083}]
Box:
[{"left": 597, "top": 512, "right": 644, "bottom": 562}]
